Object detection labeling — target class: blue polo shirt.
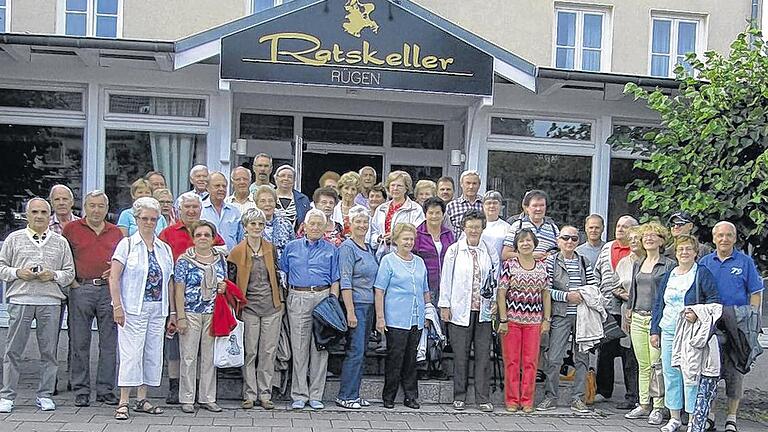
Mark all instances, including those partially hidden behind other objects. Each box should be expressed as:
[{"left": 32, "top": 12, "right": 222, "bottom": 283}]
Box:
[
  {"left": 280, "top": 237, "right": 340, "bottom": 287},
  {"left": 699, "top": 249, "right": 763, "bottom": 306}
]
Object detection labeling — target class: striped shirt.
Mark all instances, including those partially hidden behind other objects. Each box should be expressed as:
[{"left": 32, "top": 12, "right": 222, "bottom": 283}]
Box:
[
  {"left": 503, "top": 216, "right": 559, "bottom": 255},
  {"left": 499, "top": 258, "right": 549, "bottom": 325},
  {"left": 548, "top": 257, "right": 582, "bottom": 315}
]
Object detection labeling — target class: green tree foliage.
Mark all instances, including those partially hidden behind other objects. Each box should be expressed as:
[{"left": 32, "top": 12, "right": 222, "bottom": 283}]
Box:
[{"left": 615, "top": 28, "right": 768, "bottom": 270}]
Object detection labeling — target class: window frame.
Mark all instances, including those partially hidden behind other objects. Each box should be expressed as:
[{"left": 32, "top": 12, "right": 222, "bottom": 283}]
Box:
[
  {"left": 0, "top": 0, "right": 10, "bottom": 33},
  {"left": 56, "top": 0, "right": 123, "bottom": 38},
  {"left": 648, "top": 11, "right": 707, "bottom": 78},
  {"left": 103, "top": 89, "right": 210, "bottom": 126},
  {"left": 552, "top": 3, "right": 612, "bottom": 72},
  {"left": 247, "top": 0, "right": 291, "bottom": 14},
  {"left": 0, "top": 81, "right": 86, "bottom": 122},
  {"left": 488, "top": 112, "right": 597, "bottom": 150}
]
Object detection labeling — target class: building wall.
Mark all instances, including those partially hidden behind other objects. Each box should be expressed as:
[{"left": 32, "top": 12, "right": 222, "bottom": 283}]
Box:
[
  {"left": 9, "top": 0, "right": 56, "bottom": 34},
  {"left": 123, "top": 0, "right": 246, "bottom": 40}
]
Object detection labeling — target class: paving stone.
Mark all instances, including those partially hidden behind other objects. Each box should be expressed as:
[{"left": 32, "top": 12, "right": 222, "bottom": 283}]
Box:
[
  {"left": 405, "top": 421, "right": 448, "bottom": 430},
  {"left": 12, "top": 422, "right": 65, "bottom": 431},
  {"left": 50, "top": 415, "right": 94, "bottom": 423},
  {"left": 211, "top": 417, "right": 252, "bottom": 426},
  {"left": 171, "top": 417, "right": 214, "bottom": 425},
  {"left": 145, "top": 426, "right": 190, "bottom": 432},
  {"left": 6, "top": 413, "right": 52, "bottom": 422},
  {"left": 189, "top": 427, "right": 230, "bottom": 432},
  {"left": 103, "top": 424, "right": 150, "bottom": 432},
  {"left": 329, "top": 419, "right": 371, "bottom": 428},
  {"left": 59, "top": 423, "right": 107, "bottom": 432},
  {"left": 292, "top": 418, "right": 331, "bottom": 428},
  {"left": 368, "top": 420, "right": 409, "bottom": 429}
]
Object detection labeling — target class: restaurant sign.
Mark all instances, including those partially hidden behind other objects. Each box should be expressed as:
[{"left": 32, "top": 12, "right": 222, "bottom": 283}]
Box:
[{"left": 221, "top": 0, "right": 494, "bottom": 96}]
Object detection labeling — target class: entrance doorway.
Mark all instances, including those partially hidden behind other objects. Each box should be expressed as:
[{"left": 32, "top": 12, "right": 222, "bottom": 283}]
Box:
[{"left": 301, "top": 151, "right": 383, "bottom": 198}]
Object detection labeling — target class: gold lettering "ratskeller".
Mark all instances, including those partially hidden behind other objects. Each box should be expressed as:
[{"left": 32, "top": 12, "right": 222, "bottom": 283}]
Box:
[{"left": 258, "top": 32, "right": 455, "bottom": 71}]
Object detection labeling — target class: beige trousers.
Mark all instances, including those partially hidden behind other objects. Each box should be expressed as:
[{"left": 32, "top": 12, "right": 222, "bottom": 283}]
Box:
[
  {"left": 179, "top": 313, "right": 216, "bottom": 404},
  {"left": 287, "top": 289, "right": 329, "bottom": 402},
  {"left": 242, "top": 308, "right": 284, "bottom": 402}
]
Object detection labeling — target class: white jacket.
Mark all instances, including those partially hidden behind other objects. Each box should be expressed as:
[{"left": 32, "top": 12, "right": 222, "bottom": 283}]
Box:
[
  {"left": 672, "top": 303, "right": 722, "bottom": 385},
  {"left": 370, "top": 198, "right": 425, "bottom": 247},
  {"left": 575, "top": 284, "right": 607, "bottom": 352},
  {"left": 417, "top": 303, "right": 446, "bottom": 362},
  {"left": 438, "top": 238, "right": 500, "bottom": 326}
]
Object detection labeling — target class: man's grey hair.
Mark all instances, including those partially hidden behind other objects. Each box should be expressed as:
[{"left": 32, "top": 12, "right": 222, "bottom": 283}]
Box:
[
  {"left": 359, "top": 166, "right": 377, "bottom": 177},
  {"left": 482, "top": 190, "right": 503, "bottom": 203},
  {"left": 26, "top": 197, "right": 52, "bottom": 213},
  {"left": 83, "top": 189, "right": 109, "bottom": 208},
  {"left": 253, "top": 184, "right": 277, "bottom": 202},
  {"left": 178, "top": 191, "right": 202, "bottom": 206},
  {"left": 231, "top": 166, "right": 252, "bottom": 181},
  {"left": 253, "top": 153, "right": 273, "bottom": 164},
  {"left": 304, "top": 208, "right": 327, "bottom": 225},
  {"left": 459, "top": 170, "right": 481, "bottom": 183},
  {"left": 712, "top": 221, "right": 737, "bottom": 235},
  {"left": 48, "top": 184, "right": 74, "bottom": 201},
  {"left": 209, "top": 171, "right": 227, "bottom": 184},
  {"left": 189, "top": 164, "right": 209, "bottom": 179},
  {"left": 348, "top": 205, "right": 371, "bottom": 222},
  {"left": 241, "top": 208, "right": 266, "bottom": 227},
  {"left": 617, "top": 215, "right": 639, "bottom": 227},
  {"left": 132, "top": 197, "right": 161, "bottom": 218}
]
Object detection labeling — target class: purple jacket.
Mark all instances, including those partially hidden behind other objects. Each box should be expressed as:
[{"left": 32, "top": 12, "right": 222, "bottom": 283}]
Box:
[{"left": 413, "top": 221, "right": 455, "bottom": 293}]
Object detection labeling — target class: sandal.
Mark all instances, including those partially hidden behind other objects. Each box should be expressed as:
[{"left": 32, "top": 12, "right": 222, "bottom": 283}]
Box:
[
  {"left": 334, "top": 398, "right": 361, "bottom": 409},
  {"left": 705, "top": 418, "right": 717, "bottom": 431},
  {"left": 114, "top": 403, "right": 129, "bottom": 421},
  {"left": 724, "top": 420, "right": 737, "bottom": 432},
  {"left": 134, "top": 399, "right": 164, "bottom": 415}
]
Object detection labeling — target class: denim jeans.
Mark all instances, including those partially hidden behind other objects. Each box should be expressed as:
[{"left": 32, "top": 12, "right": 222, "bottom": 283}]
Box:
[{"left": 337, "top": 303, "right": 373, "bottom": 401}]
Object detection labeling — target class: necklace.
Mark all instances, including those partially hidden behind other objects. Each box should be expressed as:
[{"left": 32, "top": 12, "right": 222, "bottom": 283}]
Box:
[{"left": 195, "top": 249, "right": 213, "bottom": 258}]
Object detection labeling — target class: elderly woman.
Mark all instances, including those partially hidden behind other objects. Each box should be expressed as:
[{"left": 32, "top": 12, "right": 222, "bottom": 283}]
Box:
[
  {"left": 253, "top": 184, "right": 295, "bottom": 258},
  {"left": 335, "top": 205, "right": 379, "bottom": 409},
  {"left": 332, "top": 171, "right": 361, "bottom": 237},
  {"left": 280, "top": 209, "right": 340, "bottom": 410},
  {"left": 319, "top": 170, "right": 341, "bottom": 192},
  {"left": 497, "top": 228, "right": 551, "bottom": 413},
  {"left": 299, "top": 187, "right": 345, "bottom": 246},
  {"left": 153, "top": 188, "right": 177, "bottom": 226},
  {"left": 355, "top": 166, "right": 378, "bottom": 207},
  {"left": 625, "top": 222, "right": 675, "bottom": 424},
  {"left": 174, "top": 220, "right": 228, "bottom": 414},
  {"left": 109, "top": 197, "right": 175, "bottom": 420},
  {"left": 480, "top": 191, "right": 510, "bottom": 259},
  {"left": 273, "top": 165, "right": 311, "bottom": 231},
  {"left": 615, "top": 226, "right": 645, "bottom": 331},
  {"left": 650, "top": 235, "right": 720, "bottom": 432},
  {"left": 367, "top": 183, "right": 387, "bottom": 214},
  {"left": 439, "top": 209, "right": 499, "bottom": 412},
  {"left": 118, "top": 179, "right": 168, "bottom": 236},
  {"left": 371, "top": 171, "right": 425, "bottom": 253},
  {"left": 413, "top": 180, "right": 437, "bottom": 206},
  {"left": 374, "top": 222, "right": 430, "bottom": 410},
  {"left": 227, "top": 208, "right": 284, "bottom": 410},
  {"left": 413, "top": 197, "right": 454, "bottom": 306}
]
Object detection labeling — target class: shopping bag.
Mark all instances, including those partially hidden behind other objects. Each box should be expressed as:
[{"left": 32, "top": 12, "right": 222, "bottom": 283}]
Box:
[
  {"left": 649, "top": 361, "right": 665, "bottom": 398},
  {"left": 214, "top": 318, "right": 244, "bottom": 368}
]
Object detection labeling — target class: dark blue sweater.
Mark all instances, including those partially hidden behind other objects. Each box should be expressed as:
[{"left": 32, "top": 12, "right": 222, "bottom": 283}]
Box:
[{"left": 650, "top": 265, "right": 720, "bottom": 336}]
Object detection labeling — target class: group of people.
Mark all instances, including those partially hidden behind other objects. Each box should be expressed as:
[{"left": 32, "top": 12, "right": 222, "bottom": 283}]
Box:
[{"left": 0, "top": 154, "right": 762, "bottom": 432}]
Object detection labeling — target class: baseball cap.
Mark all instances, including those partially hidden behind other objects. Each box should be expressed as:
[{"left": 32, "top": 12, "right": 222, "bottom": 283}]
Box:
[{"left": 668, "top": 211, "right": 693, "bottom": 225}]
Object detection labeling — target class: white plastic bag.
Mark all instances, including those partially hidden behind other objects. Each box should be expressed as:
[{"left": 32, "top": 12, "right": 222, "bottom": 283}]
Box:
[{"left": 214, "top": 319, "right": 244, "bottom": 368}]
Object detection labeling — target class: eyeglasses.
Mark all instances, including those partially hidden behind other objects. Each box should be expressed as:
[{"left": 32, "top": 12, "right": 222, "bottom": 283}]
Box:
[
  {"left": 158, "top": 200, "right": 173, "bottom": 205},
  {"left": 139, "top": 217, "right": 158, "bottom": 223},
  {"left": 559, "top": 235, "right": 579, "bottom": 242},
  {"left": 671, "top": 221, "right": 689, "bottom": 227}
]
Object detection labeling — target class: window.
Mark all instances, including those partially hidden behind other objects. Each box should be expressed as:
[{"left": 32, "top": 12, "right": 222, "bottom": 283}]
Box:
[
  {"left": 391, "top": 122, "right": 444, "bottom": 150},
  {"left": 108, "top": 94, "right": 206, "bottom": 119},
  {"left": 608, "top": 158, "right": 655, "bottom": 237},
  {"left": 239, "top": 113, "right": 294, "bottom": 141},
  {"left": 62, "top": 0, "right": 121, "bottom": 38},
  {"left": 390, "top": 165, "right": 443, "bottom": 182},
  {"left": 0, "top": 88, "right": 83, "bottom": 111},
  {"left": 251, "top": 0, "right": 293, "bottom": 13},
  {"left": 491, "top": 117, "right": 592, "bottom": 141},
  {"left": 0, "top": 0, "right": 8, "bottom": 33},
  {"left": 650, "top": 15, "right": 702, "bottom": 77},
  {"left": 554, "top": 7, "right": 608, "bottom": 71},
  {"left": 303, "top": 117, "right": 383, "bottom": 146}
]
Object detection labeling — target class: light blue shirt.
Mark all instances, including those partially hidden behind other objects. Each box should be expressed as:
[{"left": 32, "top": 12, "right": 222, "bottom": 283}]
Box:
[
  {"left": 117, "top": 208, "right": 167, "bottom": 236},
  {"left": 280, "top": 237, "right": 340, "bottom": 287},
  {"left": 374, "top": 253, "right": 429, "bottom": 330},
  {"left": 339, "top": 238, "right": 378, "bottom": 304},
  {"left": 200, "top": 200, "right": 243, "bottom": 251}
]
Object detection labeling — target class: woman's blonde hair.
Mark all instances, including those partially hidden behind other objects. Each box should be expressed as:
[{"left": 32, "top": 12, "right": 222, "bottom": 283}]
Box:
[
  {"left": 385, "top": 170, "right": 414, "bottom": 193},
  {"left": 640, "top": 221, "right": 670, "bottom": 250},
  {"left": 338, "top": 171, "right": 361, "bottom": 192},
  {"left": 392, "top": 222, "right": 417, "bottom": 246},
  {"left": 674, "top": 234, "right": 700, "bottom": 255},
  {"left": 414, "top": 179, "right": 437, "bottom": 197},
  {"left": 130, "top": 178, "right": 152, "bottom": 200}
]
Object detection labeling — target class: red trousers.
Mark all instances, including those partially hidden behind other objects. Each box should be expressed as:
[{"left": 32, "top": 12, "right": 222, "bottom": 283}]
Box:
[{"left": 501, "top": 322, "right": 541, "bottom": 408}]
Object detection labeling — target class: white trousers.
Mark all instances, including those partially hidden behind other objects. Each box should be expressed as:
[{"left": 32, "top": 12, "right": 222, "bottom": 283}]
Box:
[{"left": 117, "top": 302, "right": 165, "bottom": 387}]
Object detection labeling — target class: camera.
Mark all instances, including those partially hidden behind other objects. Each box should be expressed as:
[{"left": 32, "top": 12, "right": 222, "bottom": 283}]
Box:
[{"left": 31, "top": 265, "right": 42, "bottom": 273}]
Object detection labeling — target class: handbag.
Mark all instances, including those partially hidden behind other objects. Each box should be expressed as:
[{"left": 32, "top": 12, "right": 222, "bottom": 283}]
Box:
[
  {"left": 648, "top": 360, "right": 665, "bottom": 398},
  {"left": 214, "top": 317, "right": 245, "bottom": 368},
  {"left": 585, "top": 368, "right": 597, "bottom": 405},
  {"left": 480, "top": 265, "right": 497, "bottom": 299},
  {"left": 600, "top": 313, "right": 627, "bottom": 345}
]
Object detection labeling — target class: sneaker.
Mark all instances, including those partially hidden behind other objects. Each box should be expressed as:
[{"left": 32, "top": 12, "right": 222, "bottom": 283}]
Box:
[
  {"left": 616, "top": 400, "right": 637, "bottom": 410},
  {"left": 478, "top": 403, "right": 494, "bottom": 412},
  {"left": 0, "top": 398, "right": 13, "bottom": 413},
  {"left": 648, "top": 409, "right": 664, "bottom": 425},
  {"left": 291, "top": 400, "right": 306, "bottom": 410},
  {"left": 308, "top": 400, "right": 324, "bottom": 410},
  {"left": 570, "top": 399, "right": 591, "bottom": 413},
  {"left": 593, "top": 394, "right": 611, "bottom": 403},
  {"left": 536, "top": 397, "right": 557, "bottom": 411},
  {"left": 260, "top": 399, "right": 275, "bottom": 410},
  {"left": 625, "top": 406, "right": 651, "bottom": 419},
  {"left": 453, "top": 400, "right": 465, "bottom": 411},
  {"left": 661, "top": 418, "right": 682, "bottom": 432},
  {"left": 36, "top": 397, "right": 56, "bottom": 411}
]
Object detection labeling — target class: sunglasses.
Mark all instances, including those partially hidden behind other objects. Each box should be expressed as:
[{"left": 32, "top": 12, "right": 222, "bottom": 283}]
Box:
[{"left": 559, "top": 235, "right": 579, "bottom": 242}]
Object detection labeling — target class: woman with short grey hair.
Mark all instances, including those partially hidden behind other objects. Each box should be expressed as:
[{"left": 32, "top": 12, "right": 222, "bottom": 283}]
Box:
[
  {"left": 336, "top": 205, "right": 378, "bottom": 409},
  {"left": 254, "top": 185, "right": 295, "bottom": 258},
  {"left": 480, "top": 190, "right": 510, "bottom": 259}
]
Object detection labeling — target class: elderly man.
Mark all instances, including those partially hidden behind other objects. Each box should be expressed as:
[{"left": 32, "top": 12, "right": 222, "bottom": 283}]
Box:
[
  {"left": 437, "top": 176, "right": 455, "bottom": 203},
  {"left": 144, "top": 171, "right": 167, "bottom": 192},
  {"left": 575, "top": 214, "right": 606, "bottom": 267},
  {"left": 699, "top": 221, "right": 764, "bottom": 432},
  {"left": 175, "top": 165, "right": 209, "bottom": 208},
  {"left": 62, "top": 190, "right": 123, "bottom": 407},
  {"left": 298, "top": 187, "right": 344, "bottom": 246},
  {"left": 501, "top": 190, "right": 560, "bottom": 261},
  {"left": 538, "top": 225, "right": 597, "bottom": 413},
  {"left": 355, "top": 166, "right": 378, "bottom": 207},
  {"left": 249, "top": 153, "right": 275, "bottom": 193},
  {"left": 158, "top": 192, "right": 225, "bottom": 403},
  {"left": 664, "top": 211, "right": 712, "bottom": 259},
  {"left": 49, "top": 184, "right": 80, "bottom": 235},
  {"left": 0, "top": 198, "right": 75, "bottom": 413},
  {"left": 444, "top": 170, "right": 482, "bottom": 237},
  {"left": 593, "top": 215, "right": 639, "bottom": 409},
  {"left": 201, "top": 171, "right": 243, "bottom": 250},
  {"left": 225, "top": 166, "right": 257, "bottom": 214},
  {"left": 280, "top": 209, "right": 340, "bottom": 410}
]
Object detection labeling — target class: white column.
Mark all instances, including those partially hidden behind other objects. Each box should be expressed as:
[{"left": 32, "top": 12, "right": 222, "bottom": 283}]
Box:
[
  {"left": 209, "top": 89, "right": 234, "bottom": 191},
  {"left": 83, "top": 82, "right": 103, "bottom": 192}
]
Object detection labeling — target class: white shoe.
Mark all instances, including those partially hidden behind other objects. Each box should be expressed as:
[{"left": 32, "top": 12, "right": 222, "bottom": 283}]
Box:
[
  {"left": 660, "top": 418, "right": 681, "bottom": 432},
  {"left": 0, "top": 398, "right": 13, "bottom": 413},
  {"left": 648, "top": 408, "right": 664, "bottom": 425},
  {"left": 36, "top": 397, "right": 56, "bottom": 411},
  {"left": 625, "top": 405, "right": 651, "bottom": 419}
]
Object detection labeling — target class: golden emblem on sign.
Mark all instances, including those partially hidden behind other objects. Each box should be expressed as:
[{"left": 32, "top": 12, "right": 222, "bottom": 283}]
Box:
[{"left": 343, "top": 0, "right": 379, "bottom": 38}]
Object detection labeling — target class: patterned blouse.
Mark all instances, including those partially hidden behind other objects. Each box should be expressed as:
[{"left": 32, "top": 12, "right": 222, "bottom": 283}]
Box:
[
  {"left": 499, "top": 257, "right": 550, "bottom": 325},
  {"left": 264, "top": 215, "right": 295, "bottom": 258},
  {"left": 144, "top": 250, "right": 163, "bottom": 302},
  {"left": 174, "top": 255, "right": 227, "bottom": 314}
]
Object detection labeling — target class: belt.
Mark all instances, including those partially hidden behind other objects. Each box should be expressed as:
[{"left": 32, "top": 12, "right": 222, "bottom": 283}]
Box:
[
  {"left": 290, "top": 285, "right": 330, "bottom": 292},
  {"left": 76, "top": 278, "right": 108, "bottom": 286},
  {"left": 633, "top": 310, "right": 652, "bottom": 316}
]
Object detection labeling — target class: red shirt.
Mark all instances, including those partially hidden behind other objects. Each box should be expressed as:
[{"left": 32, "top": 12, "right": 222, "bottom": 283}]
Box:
[
  {"left": 610, "top": 241, "right": 631, "bottom": 270},
  {"left": 62, "top": 219, "right": 124, "bottom": 280},
  {"left": 384, "top": 201, "right": 404, "bottom": 235},
  {"left": 159, "top": 221, "right": 226, "bottom": 262}
]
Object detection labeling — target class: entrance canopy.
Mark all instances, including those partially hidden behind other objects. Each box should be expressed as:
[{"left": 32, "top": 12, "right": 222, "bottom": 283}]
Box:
[{"left": 175, "top": 0, "right": 537, "bottom": 94}]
